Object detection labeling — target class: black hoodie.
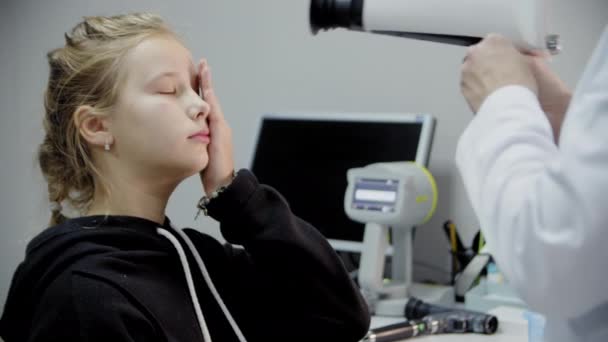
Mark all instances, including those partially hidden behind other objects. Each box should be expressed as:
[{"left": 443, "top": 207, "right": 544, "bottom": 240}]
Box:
[{"left": 0, "top": 169, "right": 370, "bottom": 342}]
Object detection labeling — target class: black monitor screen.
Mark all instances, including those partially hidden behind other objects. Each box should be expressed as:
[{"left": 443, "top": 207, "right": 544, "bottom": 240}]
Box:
[{"left": 251, "top": 118, "right": 424, "bottom": 242}]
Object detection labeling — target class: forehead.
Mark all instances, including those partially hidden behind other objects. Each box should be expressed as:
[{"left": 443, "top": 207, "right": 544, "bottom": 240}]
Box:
[{"left": 123, "top": 35, "right": 195, "bottom": 81}]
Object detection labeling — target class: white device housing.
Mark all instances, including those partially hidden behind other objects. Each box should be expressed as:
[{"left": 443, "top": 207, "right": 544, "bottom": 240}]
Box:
[
  {"left": 345, "top": 162, "right": 452, "bottom": 315},
  {"left": 345, "top": 162, "right": 436, "bottom": 229},
  {"left": 362, "top": 0, "right": 558, "bottom": 53}
]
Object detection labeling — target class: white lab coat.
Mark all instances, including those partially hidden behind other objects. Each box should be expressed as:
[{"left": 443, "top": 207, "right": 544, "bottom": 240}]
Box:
[{"left": 456, "top": 26, "right": 608, "bottom": 342}]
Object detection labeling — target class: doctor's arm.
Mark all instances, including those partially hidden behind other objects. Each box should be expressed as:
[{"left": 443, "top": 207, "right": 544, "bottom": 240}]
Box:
[{"left": 456, "top": 32, "right": 608, "bottom": 318}]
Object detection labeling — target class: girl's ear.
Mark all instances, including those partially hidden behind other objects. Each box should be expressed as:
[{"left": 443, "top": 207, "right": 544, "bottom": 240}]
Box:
[{"left": 74, "top": 105, "right": 113, "bottom": 149}]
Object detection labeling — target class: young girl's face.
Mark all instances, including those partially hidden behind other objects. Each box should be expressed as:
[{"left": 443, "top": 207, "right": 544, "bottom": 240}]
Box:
[{"left": 109, "top": 35, "right": 211, "bottom": 181}]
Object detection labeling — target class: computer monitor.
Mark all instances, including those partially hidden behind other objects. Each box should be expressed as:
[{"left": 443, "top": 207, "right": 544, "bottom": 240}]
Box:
[{"left": 250, "top": 112, "right": 435, "bottom": 253}]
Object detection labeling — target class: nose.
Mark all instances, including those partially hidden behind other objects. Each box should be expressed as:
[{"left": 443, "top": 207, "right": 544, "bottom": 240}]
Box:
[{"left": 186, "top": 89, "right": 211, "bottom": 120}]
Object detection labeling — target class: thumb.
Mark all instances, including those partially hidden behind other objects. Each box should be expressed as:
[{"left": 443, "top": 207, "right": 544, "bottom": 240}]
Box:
[{"left": 523, "top": 48, "right": 552, "bottom": 59}]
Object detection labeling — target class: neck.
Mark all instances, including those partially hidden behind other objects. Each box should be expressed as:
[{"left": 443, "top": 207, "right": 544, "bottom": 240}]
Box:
[{"left": 87, "top": 173, "right": 179, "bottom": 226}]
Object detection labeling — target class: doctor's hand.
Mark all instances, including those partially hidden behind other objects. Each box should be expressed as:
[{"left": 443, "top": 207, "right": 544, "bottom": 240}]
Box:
[
  {"left": 197, "top": 59, "right": 235, "bottom": 194},
  {"left": 461, "top": 34, "right": 538, "bottom": 113},
  {"left": 526, "top": 55, "right": 572, "bottom": 142}
]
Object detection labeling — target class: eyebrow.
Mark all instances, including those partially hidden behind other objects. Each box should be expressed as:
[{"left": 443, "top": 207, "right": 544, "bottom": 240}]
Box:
[
  {"left": 146, "top": 64, "right": 197, "bottom": 86},
  {"left": 146, "top": 71, "right": 180, "bottom": 85}
]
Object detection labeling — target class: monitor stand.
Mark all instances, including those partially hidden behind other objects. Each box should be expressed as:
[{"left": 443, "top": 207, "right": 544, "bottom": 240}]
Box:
[{"left": 358, "top": 223, "right": 454, "bottom": 317}]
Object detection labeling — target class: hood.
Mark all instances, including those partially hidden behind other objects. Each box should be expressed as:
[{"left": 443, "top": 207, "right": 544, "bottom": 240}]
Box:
[{"left": 0, "top": 215, "right": 171, "bottom": 341}]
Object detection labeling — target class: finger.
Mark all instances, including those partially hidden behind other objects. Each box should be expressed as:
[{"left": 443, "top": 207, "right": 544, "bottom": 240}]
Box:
[
  {"left": 199, "top": 59, "right": 213, "bottom": 90},
  {"left": 484, "top": 33, "right": 522, "bottom": 53},
  {"left": 481, "top": 33, "right": 499, "bottom": 46},
  {"left": 480, "top": 32, "right": 532, "bottom": 58},
  {"left": 463, "top": 44, "right": 476, "bottom": 63},
  {"left": 484, "top": 33, "right": 507, "bottom": 43},
  {"left": 522, "top": 48, "right": 552, "bottom": 59},
  {"left": 198, "top": 59, "right": 224, "bottom": 120},
  {"left": 516, "top": 45, "right": 546, "bottom": 58},
  {"left": 198, "top": 59, "right": 210, "bottom": 97},
  {"left": 200, "top": 64, "right": 220, "bottom": 111},
  {"left": 196, "top": 61, "right": 203, "bottom": 99}
]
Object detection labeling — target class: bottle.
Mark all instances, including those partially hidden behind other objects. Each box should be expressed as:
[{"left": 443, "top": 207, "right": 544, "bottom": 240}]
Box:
[{"left": 486, "top": 262, "right": 503, "bottom": 285}]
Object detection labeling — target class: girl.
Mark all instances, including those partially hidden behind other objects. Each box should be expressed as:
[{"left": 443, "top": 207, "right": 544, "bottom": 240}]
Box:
[{"left": 0, "top": 13, "right": 369, "bottom": 342}]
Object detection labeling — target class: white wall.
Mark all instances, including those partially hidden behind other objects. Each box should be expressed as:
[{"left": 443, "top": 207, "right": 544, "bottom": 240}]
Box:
[{"left": 1, "top": 0, "right": 606, "bottom": 312}]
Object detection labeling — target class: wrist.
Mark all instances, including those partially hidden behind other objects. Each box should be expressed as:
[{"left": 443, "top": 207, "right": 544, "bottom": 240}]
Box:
[
  {"left": 546, "top": 89, "right": 572, "bottom": 117},
  {"left": 201, "top": 168, "right": 236, "bottom": 194},
  {"left": 216, "top": 171, "right": 236, "bottom": 191},
  {"left": 196, "top": 170, "right": 237, "bottom": 218},
  {"left": 559, "top": 89, "right": 573, "bottom": 114}
]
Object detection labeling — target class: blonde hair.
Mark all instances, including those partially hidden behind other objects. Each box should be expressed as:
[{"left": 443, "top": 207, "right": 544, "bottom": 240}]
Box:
[{"left": 38, "top": 13, "right": 177, "bottom": 226}]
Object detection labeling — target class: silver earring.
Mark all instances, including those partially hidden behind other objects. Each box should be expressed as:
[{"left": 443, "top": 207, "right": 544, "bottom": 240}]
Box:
[{"left": 104, "top": 140, "right": 110, "bottom": 151}]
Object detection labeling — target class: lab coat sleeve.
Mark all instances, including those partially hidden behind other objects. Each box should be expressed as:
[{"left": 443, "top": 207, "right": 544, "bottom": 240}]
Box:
[{"left": 455, "top": 27, "right": 608, "bottom": 319}]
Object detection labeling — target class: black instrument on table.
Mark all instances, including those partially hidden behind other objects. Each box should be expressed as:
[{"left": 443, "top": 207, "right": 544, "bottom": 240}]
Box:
[{"left": 363, "top": 298, "right": 499, "bottom": 341}]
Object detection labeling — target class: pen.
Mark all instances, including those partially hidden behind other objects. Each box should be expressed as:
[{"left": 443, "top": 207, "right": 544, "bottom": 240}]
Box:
[
  {"left": 443, "top": 220, "right": 461, "bottom": 282},
  {"left": 448, "top": 222, "right": 458, "bottom": 253},
  {"left": 478, "top": 231, "right": 485, "bottom": 253}
]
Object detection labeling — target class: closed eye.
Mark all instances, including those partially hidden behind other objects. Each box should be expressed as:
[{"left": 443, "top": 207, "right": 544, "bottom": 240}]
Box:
[{"left": 158, "top": 88, "right": 177, "bottom": 95}]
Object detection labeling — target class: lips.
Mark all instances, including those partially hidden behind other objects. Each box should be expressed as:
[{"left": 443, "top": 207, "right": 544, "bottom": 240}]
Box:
[{"left": 188, "top": 130, "right": 210, "bottom": 143}]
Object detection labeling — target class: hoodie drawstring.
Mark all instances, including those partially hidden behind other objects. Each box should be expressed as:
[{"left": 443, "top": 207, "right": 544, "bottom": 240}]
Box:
[
  {"left": 156, "top": 228, "right": 213, "bottom": 341},
  {"left": 157, "top": 226, "right": 247, "bottom": 342}
]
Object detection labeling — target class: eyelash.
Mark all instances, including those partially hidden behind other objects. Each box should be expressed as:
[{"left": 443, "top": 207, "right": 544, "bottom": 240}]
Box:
[{"left": 159, "top": 88, "right": 177, "bottom": 95}]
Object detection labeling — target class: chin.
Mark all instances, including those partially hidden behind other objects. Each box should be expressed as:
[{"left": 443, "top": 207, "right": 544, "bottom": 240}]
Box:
[
  {"left": 162, "top": 149, "right": 209, "bottom": 179},
  {"left": 190, "top": 155, "right": 209, "bottom": 174}
]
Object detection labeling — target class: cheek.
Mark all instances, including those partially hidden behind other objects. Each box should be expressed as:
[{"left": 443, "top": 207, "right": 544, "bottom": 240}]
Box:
[
  {"left": 113, "top": 95, "right": 208, "bottom": 173},
  {"left": 116, "top": 98, "right": 186, "bottom": 152},
  {"left": 139, "top": 100, "right": 175, "bottom": 127}
]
